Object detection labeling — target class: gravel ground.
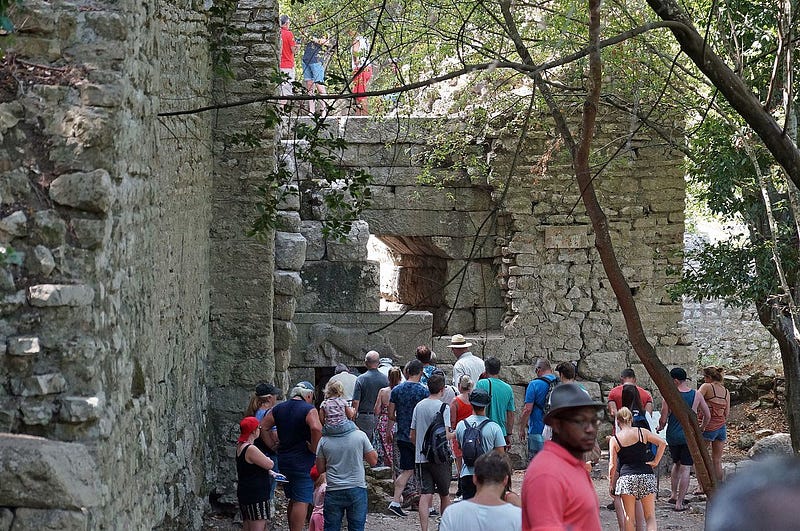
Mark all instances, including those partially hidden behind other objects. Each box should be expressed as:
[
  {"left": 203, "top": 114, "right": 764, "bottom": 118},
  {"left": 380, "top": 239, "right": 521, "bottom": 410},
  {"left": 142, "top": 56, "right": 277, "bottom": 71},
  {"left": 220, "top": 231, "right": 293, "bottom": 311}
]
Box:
[{"left": 205, "top": 455, "right": 708, "bottom": 530}]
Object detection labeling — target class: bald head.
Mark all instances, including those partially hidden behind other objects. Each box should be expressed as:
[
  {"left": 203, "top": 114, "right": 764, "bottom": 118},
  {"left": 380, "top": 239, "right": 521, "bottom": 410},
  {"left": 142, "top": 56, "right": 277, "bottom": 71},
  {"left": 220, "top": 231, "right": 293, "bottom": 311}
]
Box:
[{"left": 365, "top": 350, "right": 380, "bottom": 368}]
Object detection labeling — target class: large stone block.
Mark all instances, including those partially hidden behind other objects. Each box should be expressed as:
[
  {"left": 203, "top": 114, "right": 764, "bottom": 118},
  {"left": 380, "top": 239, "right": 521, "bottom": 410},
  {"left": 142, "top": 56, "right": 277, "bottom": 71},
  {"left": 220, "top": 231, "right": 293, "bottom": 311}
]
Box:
[
  {"left": 297, "top": 261, "right": 379, "bottom": 313},
  {"left": 0, "top": 434, "right": 100, "bottom": 509},
  {"left": 28, "top": 284, "right": 94, "bottom": 307},
  {"left": 49, "top": 169, "right": 114, "bottom": 214},
  {"left": 7, "top": 335, "right": 41, "bottom": 356},
  {"left": 10, "top": 373, "right": 68, "bottom": 396},
  {"left": 273, "top": 319, "right": 297, "bottom": 350},
  {"left": 273, "top": 270, "right": 302, "bottom": 297},
  {"left": 577, "top": 352, "right": 628, "bottom": 381},
  {"left": 0, "top": 210, "right": 28, "bottom": 237},
  {"left": 294, "top": 311, "right": 433, "bottom": 368},
  {"left": 299, "top": 220, "right": 325, "bottom": 260},
  {"left": 274, "top": 231, "right": 307, "bottom": 270},
  {"left": 327, "top": 220, "right": 369, "bottom": 262}
]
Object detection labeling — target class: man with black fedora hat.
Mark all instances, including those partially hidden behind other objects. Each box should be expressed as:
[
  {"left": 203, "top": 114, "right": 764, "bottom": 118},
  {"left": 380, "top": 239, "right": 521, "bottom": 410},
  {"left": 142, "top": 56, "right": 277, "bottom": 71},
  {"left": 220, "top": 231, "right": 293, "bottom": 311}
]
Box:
[
  {"left": 449, "top": 334, "right": 485, "bottom": 387},
  {"left": 521, "top": 383, "right": 604, "bottom": 531}
]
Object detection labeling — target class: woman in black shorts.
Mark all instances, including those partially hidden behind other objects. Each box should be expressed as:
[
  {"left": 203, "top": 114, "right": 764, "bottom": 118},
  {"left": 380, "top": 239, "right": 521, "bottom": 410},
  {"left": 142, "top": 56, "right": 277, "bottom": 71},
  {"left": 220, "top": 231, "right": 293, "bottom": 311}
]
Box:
[
  {"left": 236, "top": 416, "right": 275, "bottom": 531},
  {"left": 609, "top": 407, "right": 666, "bottom": 531}
]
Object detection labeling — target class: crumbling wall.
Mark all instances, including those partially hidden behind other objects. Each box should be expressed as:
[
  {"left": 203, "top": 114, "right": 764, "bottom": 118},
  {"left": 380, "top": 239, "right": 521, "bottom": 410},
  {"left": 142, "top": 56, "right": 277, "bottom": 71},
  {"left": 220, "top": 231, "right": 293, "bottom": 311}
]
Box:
[
  {"left": 282, "top": 116, "right": 687, "bottom": 398},
  {"left": 0, "top": 0, "right": 223, "bottom": 527}
]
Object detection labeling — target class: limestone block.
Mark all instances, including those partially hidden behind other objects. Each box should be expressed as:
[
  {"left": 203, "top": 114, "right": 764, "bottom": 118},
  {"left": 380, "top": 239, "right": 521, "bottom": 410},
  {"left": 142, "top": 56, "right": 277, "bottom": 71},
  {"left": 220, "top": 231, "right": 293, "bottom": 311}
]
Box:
[
  {"left": 276, "top": 185, "right": 301, "bottom": 211},
  {"left": 0, "top": 268, "right": 14, "bottom": 291},
  {"left": 28, "top": 284, "right": 95, "bottom": 307},
  {"left": 577, "top": 352, "right": 627, "bottom": 381},
  {"left": 544, "top": 226, "right": 591, "bottom": 249},
  {"left": 59, "top": 396, "right": 102, "bottom": 423},
  {"left": 274, "top": 231, "right": 307, "bottom": 270},
  {"left": 20, "top": 400, "right": 55, "bottom": 425},
  {"left": 0, "top": 210, "right": 27, "bottom": 237},
  {"left": 273, "top": 294, "right": 297, "bottom": 321},
  {"left": 299, "top": 220, "right": 325, "bottom": 260},
  {"left": 274, "top": 270, "right": 303, "bottom": 297},
  {"left": 7, "top": 335, "right": 41, "bottom": 356},
  {"left": 49, "top": 170, "right": 114, "bottom": 214},
  {"left": 0, "top": 290, "right": 25, "bottom": 316},
  {"left": 11, "top": 373, "right": 68, "bottom": 396},
  {"left": 71, "top": 217, "right": 112, "bottom": 250},
  {"left": 276, "top": 211, "right": 301, "bottom": 232},
  {"left": 297, "top": 261, "right": 379, "bottom": 313},
  {"left": 28, "top": 245, "right": 56, "bottom": 276},
  {"left": 474, "top": 307, "right": 505, "bottom": 331},
  {"left": 441, "top": 308, "right": 474, "bottom": 333},
  {"left": 0, "top": 433, "right": 100, "bottom": 508},
  {"left": 747, "top": 433, "right": 792, "bottom": 459},
  {"left": 0, "top": 507, "right": 11, "bottom": 530},
  {"left": 327, "top": 220, "right": 370, "bottom": 262},
  {"left": 32, "top": 211, "right": 67, "bottom": 247},
  {"left": 0, "top": 101, "right": 22, "bottom": 132},
  {"left": 273, "top": 320, "right": 297, "bottom": 350},
  {"left": 11, "top": 508, "right": 89, "bottom": 530},
  {"left": 275, "top": 348, "right": 292, "bottom": 372}
]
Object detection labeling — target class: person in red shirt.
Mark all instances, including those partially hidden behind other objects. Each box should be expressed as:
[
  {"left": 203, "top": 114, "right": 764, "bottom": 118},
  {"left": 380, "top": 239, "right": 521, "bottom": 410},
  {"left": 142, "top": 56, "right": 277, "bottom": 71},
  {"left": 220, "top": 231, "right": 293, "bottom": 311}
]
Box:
[
  {"left": 521, "top": 383, "right": 603, "bottom": 531},
  {"left": 278, "top": 15, "right": 298, "bottom": 106},
  {"left": 607, "top": 368, "right": 653, "bottom": 422}
]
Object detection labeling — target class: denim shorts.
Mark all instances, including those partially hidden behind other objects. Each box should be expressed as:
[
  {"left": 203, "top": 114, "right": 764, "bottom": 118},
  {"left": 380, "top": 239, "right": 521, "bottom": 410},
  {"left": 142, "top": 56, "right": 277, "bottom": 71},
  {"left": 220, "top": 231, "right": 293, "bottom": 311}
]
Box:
[
  {"left": 302, "top": 61, "right": 325, "bottom": 83},
  {"left": 282, "top": 469, "right": 314, "bottom": 504},
  {"left": 527, "top": 434, "right": 544, "bottom": 461},
  {"left": 703, "top": 425, "right": 727, "bottom": 442}
]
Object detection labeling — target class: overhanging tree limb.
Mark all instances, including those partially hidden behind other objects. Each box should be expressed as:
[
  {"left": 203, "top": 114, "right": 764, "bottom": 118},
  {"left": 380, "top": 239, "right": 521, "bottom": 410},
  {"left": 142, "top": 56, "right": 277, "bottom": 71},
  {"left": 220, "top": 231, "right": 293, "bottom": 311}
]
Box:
[{"left": 646, "top": 0, "right": 800, "bottom": 191}]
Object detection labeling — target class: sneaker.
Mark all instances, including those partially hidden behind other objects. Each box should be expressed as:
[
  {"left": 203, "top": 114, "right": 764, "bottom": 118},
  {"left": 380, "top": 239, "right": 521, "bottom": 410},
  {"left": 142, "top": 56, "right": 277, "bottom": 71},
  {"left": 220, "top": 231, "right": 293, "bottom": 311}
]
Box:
[
  {"left": 273, "top": 473, "right": 288, "bottom": 483},
  {"left": 388, "top": 504, "right": 407, "bottom": 517},
  {"left": 429, "top": 508, "right": 439, "bottom": 516},
  {"left": 606, "top": 501, "right": 616, "bottom": 511}
]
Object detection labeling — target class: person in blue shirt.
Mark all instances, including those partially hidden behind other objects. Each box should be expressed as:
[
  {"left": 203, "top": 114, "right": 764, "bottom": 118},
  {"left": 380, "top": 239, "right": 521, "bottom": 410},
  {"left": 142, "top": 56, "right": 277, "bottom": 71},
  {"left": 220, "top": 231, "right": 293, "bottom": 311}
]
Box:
[{"left": 518, "top": 358, "right": 559, "bottom": 461}]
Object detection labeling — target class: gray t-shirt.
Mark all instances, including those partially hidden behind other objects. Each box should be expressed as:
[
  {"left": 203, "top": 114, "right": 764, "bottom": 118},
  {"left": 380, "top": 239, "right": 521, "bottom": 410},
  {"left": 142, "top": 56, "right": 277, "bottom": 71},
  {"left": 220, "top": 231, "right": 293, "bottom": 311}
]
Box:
[
  {"left": 411, "top": 397, "right": 452, "bottom": 463},
  {"left": 455, "top": 414, "right": 505, "bottom": 476},
  {"left": 317, "top": 429, "right": 375, "bottom": 491},
  {"left": 352, "top": 369, "right": 389, "bottom": 414}
]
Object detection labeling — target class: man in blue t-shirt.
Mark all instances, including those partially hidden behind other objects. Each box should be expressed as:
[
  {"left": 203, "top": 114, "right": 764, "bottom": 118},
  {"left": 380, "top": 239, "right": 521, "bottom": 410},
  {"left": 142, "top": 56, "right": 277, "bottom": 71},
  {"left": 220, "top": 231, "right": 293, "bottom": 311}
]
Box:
[
  {"left": 518, "top": 358, "right": 558, "bottom": 462},
  {"left": 387, "top": 359, "right": 429, "bottom": 516}
]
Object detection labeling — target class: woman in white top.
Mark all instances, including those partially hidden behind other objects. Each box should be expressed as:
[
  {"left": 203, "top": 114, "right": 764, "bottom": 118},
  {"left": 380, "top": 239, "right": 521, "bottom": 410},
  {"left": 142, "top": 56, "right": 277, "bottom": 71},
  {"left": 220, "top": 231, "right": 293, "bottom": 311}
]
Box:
[{"left": 439, "top": 451, "right": 521, "bottom": 531}]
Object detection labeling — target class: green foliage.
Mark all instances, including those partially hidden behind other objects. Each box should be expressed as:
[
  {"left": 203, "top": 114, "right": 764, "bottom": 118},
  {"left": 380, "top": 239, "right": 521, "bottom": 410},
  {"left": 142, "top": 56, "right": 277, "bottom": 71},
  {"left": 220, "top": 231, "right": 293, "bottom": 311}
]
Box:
[
  {"left": 0, "top": 0, "right": 22, "bottom": 33},
  {"left": 249, "top": 114, "right": 373, "bottom": 242},
  {"left": 0, "top": 244, "right": 20, "bottom": 266}
]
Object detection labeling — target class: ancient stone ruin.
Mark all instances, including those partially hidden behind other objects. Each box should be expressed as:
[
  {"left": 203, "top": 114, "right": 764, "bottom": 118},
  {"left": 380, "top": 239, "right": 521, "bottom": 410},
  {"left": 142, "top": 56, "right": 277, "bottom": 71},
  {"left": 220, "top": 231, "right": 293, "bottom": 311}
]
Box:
[{"left": 0, "top": 0, "right": 770, "bottom": 529}]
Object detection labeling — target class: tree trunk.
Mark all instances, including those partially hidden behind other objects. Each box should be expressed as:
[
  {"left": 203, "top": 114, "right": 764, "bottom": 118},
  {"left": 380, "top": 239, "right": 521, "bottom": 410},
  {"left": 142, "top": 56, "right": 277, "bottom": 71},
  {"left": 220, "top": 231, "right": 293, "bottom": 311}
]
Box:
[
  {"left": 645, "top": 0, "right": 800, "bottom": 192},
  {"left": 757, "top": 302, "right": 800, "bottom": 452}
]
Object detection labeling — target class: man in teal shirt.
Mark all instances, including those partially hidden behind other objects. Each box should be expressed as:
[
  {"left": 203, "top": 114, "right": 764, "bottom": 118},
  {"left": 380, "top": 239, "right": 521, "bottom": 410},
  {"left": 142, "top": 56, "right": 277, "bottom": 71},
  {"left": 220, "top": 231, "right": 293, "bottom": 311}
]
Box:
[{"left": 475, "top": 357, "right": 516, "bottom": 447}]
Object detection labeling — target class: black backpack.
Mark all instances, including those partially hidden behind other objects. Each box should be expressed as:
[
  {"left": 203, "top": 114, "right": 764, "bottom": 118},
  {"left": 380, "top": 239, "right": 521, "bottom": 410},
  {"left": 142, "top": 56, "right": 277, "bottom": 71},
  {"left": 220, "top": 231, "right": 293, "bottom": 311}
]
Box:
[
  {"left": 422, "top": 403, "right": 452, "bottom": 464},
  {"left": 537, "top": 376, "right": 560, "bottom": 414},
  {"left": 461, "top": 418, "right": 492, "bottom": 467}
]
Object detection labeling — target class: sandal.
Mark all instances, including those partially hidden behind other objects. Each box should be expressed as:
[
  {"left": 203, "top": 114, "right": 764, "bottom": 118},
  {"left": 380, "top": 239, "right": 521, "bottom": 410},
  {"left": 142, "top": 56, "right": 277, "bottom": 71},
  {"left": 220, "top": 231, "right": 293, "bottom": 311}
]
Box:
[
  {"left": 673, "top": 505, "right": 689, "bottom": 512},
  {"left": 666, "top": 498, "right": 677, "bottom": 505}
]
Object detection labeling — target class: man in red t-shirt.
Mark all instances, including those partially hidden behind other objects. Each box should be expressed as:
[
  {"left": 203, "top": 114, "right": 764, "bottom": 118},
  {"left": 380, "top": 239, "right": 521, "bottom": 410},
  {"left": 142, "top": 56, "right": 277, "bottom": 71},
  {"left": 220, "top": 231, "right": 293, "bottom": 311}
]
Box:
[
  {"left": 522, "top": 383, "right": 604, "bottom": 531},
  {"left": 278, "top": 15, "right": 298, "bottom": 104},
  {"left": 607, "top": 367, "right": 653, "bottom": 419}
]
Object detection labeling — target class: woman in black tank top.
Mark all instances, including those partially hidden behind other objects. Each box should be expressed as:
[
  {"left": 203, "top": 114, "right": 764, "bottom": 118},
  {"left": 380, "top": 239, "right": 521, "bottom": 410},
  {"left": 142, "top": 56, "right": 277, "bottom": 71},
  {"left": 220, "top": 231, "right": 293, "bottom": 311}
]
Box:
[
  {"left": 236, "top": 416, "right": 275, "bottom": 530},
  {"left": 608, "top": 407, "right": 667, "bottom": 530}
]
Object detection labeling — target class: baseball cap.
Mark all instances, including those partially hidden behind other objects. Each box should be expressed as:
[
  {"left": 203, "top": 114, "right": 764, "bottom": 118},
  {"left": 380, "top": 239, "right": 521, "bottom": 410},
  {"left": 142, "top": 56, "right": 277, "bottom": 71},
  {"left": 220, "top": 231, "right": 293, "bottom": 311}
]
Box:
[
  {"left": 255, "top": 382, "right": 278, "bottom": 397},
  {"left": 238, "top": 416, "right": 260, "bottom": 443}
]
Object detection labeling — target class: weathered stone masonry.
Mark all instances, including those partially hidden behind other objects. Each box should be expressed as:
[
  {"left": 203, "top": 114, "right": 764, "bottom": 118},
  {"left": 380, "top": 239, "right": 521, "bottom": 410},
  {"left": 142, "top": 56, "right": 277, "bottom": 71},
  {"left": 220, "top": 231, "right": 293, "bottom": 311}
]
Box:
[{"left": 1, "top": 0, "right": 279, "bottom": 528}]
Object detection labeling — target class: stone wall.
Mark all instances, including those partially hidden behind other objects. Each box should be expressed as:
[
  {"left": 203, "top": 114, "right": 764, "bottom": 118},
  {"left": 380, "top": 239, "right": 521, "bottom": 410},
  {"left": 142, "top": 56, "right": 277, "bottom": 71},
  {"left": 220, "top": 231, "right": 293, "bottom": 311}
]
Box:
[
  {"left": 283, "top": 116, "right": 689, "bottom": 395},
  {"left": 0, "top": 0, "right": 279, "bottom": 527}
]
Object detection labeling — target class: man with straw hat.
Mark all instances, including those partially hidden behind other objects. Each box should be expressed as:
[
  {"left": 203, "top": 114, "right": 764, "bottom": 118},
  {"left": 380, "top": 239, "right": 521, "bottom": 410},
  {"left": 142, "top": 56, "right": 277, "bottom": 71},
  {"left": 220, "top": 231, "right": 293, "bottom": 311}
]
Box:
[{"left": 448, "top": 334, "right": 484, "bottom": 388}]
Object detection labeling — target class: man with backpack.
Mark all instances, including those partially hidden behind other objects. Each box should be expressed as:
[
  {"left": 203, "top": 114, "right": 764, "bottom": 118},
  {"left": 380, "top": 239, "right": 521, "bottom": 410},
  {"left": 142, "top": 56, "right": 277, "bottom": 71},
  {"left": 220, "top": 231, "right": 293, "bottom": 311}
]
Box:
[
  {"left": 518, "top": 358, "right": 559, "bottom": 462},
  {"left": 454, "top": 388, "right": 506, "bottom": 501},
  {"left": 410, "top": 373, "right": 454, "bottom": 531}
]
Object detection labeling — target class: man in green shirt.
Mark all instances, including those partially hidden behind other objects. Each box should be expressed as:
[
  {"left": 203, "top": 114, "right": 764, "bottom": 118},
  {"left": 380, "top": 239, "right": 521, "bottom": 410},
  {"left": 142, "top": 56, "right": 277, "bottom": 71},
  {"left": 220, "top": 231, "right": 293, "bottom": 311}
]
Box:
[{"left": 475, "top": 357, "right": 516, "bottom": 447}]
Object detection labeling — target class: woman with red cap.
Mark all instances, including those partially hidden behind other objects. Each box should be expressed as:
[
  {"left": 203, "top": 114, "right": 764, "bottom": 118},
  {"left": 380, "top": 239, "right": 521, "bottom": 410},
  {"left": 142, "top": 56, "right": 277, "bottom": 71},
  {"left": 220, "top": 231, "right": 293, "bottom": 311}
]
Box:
[{"left": 237, "top": 416, "right": 275, "bottom": 531}]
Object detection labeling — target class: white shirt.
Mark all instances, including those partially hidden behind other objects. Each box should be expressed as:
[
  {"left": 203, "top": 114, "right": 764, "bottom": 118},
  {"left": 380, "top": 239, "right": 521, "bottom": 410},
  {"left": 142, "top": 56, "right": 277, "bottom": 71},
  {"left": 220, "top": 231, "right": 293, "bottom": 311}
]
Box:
[
  {"left": 440, "top": 500, "right": 521, "bottom": 531},
  {"left": 328, "top": 371, "right": 358, "bottom": 401},
  {"left": 453, "top": 352, "right": 485, "bottom": 387}
]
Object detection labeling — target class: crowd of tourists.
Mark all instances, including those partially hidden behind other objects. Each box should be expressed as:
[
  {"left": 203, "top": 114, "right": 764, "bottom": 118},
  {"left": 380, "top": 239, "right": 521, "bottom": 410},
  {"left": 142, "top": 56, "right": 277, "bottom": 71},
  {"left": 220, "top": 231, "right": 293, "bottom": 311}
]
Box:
[{"left": 231, "top": 333, "right": 800, "bottom": 531}]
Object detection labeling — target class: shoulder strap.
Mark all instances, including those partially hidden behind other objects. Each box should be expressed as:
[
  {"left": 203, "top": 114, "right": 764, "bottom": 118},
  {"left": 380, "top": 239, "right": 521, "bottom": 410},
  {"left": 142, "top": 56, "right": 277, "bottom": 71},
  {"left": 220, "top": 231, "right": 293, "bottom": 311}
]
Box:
[
  {"left": 477, "top": 418, "right": 492, "bottom": 430},
  {"left": 637, "top": 427, "right": 644, "bottom": 443},
  {"left": 439, "top": 403, "right": 447, "bottom": 415},
  {"left": 613, "top": 434, "right": 621, "bottom": 447}
]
